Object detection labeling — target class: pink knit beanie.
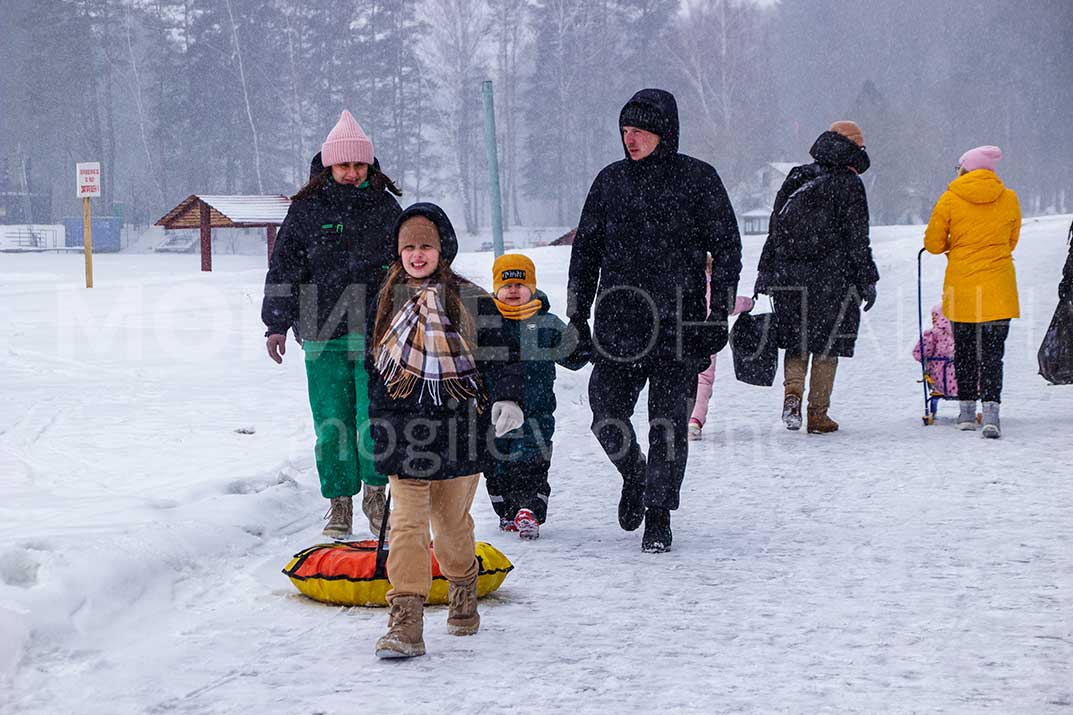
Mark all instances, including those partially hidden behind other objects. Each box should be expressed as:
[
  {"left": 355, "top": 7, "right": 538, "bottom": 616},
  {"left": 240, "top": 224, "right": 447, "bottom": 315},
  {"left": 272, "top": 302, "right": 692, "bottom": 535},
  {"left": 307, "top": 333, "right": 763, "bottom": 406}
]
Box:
[
  {"left": 958, "top": 145, "right": 1002, "bottom": 172},
  {"left": 321, "top": 110, "right": 374, "bottom": 167}
]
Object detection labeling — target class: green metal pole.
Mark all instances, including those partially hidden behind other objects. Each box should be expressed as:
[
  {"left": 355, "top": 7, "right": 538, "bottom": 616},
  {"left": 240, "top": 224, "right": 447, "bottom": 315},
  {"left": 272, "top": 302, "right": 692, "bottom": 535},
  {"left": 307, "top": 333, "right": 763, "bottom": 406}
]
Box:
[{"left": 482, "top": 80, "right": 505, "bottom": 256}]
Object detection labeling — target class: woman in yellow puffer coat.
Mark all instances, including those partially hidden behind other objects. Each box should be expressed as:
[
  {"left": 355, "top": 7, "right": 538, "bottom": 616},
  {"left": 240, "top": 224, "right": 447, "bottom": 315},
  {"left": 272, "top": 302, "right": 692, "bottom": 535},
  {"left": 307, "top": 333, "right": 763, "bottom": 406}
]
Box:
[{"left": 924, "top": 145, "right": 1020, "bottom": 438}]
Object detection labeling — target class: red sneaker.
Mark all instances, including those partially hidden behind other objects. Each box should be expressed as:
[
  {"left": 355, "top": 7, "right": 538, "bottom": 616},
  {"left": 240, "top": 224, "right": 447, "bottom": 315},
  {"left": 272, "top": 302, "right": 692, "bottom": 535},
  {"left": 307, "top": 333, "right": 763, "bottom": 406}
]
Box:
[{"left": 513, "top": 509, "right": 540, "bottom": 540}]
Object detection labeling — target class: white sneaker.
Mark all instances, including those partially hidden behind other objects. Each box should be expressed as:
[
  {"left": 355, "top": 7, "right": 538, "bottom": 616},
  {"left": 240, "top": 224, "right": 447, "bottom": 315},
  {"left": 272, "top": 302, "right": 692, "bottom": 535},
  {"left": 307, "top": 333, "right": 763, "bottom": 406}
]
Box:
[{"left": 688, "top": 420, "right": 702, "bottom": 441}]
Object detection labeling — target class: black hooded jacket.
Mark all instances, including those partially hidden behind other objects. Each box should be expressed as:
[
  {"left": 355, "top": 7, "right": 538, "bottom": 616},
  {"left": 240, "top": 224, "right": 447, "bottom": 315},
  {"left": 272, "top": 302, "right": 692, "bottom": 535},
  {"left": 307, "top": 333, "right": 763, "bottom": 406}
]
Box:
[
  {"left": 567, "top": 89, "right": 742, "bottom": 364},
  {"left": 757, "top": 130, "right": 879, "bottom": 357},
  {"left": 364, "top": 203, "right": 525, "bottom": 480},
  {"left": 261, "top": 154, "right": 401, "bottom": 340}
]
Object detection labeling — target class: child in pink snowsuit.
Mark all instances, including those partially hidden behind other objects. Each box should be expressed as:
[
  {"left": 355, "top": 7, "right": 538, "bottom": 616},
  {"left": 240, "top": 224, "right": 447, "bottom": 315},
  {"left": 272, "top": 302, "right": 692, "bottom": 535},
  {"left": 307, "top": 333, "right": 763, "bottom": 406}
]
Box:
[
  {"left": 913, "top": 303, "right": 958, "bottom": 397},
  {"left": 689, "top": 272, "right": 754, "bottom": 439}
]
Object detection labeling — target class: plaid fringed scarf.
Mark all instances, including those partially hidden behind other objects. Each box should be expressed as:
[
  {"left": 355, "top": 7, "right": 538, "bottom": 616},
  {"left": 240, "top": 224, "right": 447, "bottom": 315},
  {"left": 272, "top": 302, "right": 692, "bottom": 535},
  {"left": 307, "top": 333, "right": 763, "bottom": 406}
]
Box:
[{"left": 375, "top": 281, "right": 484, "bottom": 407}]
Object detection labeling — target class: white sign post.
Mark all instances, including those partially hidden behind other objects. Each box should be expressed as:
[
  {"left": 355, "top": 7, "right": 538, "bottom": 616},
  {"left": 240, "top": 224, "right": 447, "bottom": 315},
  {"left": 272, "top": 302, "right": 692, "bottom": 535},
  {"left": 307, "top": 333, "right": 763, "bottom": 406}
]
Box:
[{"left": 76, "top": 162, "right": 101, "bottom": 288}]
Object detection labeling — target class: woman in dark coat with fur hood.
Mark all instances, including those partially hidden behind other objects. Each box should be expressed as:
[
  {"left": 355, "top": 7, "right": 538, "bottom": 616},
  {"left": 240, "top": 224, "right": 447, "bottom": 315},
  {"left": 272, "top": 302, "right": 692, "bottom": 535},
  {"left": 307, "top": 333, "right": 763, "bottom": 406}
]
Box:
[
  {"left": 1060, "top": 219, "right": 1073, "bottom": 304},
  {"left": 754, "top": 121, "right": 880, "bottom": 434}
]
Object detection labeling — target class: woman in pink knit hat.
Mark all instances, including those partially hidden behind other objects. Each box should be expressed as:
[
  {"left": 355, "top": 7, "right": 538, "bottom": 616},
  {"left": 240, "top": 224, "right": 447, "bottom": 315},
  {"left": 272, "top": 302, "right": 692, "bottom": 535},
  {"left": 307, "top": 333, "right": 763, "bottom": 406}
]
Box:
[{"left": 262, "top": 110, "right": 403, "bottom": 538}]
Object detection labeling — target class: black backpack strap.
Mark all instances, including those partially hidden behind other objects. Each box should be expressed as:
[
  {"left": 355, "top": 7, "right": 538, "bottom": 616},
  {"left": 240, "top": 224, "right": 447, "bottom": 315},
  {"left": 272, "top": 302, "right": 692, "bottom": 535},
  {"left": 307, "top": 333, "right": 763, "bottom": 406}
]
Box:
[{"left": 373, "top": 491, "right": 391, "bottom": 579}]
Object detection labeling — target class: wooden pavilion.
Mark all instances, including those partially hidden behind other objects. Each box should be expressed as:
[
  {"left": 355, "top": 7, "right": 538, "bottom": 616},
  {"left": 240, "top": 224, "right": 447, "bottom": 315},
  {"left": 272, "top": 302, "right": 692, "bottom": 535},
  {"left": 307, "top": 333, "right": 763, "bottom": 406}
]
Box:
[{"left": 155, "top": 194, "right": 291, "bottom": 271}]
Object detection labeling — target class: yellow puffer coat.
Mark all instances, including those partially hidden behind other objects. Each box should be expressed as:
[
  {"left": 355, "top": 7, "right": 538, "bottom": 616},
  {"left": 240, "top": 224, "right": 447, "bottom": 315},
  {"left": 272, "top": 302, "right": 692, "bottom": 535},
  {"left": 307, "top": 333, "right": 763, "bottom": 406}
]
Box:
[{"left": 924, "top": 170, "right": 1021, "bottom": 323}]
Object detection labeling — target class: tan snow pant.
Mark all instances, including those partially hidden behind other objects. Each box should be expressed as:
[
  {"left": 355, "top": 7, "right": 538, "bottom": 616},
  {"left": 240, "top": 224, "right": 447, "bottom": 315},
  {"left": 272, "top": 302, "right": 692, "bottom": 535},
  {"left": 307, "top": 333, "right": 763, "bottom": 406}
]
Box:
[
  {"left": 386, "top": 474, "right": 480, "bottom": 602},
  {"left": 783, "top": 353, "right": 838, "bottom": 412}
]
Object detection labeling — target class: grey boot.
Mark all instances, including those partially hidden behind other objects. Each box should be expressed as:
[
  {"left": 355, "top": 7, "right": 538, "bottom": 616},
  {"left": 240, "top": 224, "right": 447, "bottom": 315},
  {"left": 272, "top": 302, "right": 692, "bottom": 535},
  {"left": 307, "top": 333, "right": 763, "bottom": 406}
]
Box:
[
  {"left": 782, "top": 393, "right": 803, "bottom": 431},
  {"left": 956, "top": 401, "right": 977, "bottom": 431},
  {"left": 981, "top": 401, "right": 1001, "bottom": 439},
  {"left": 375, "top": 595, "right": 426, "bottom": 658}
]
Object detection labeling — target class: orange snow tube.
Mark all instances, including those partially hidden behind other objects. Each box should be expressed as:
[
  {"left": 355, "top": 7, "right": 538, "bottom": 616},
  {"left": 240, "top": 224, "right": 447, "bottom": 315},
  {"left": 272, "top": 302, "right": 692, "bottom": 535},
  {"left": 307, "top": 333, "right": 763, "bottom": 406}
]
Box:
[{"left": 282, "top": 540, "right": 513, "bottom": 607}]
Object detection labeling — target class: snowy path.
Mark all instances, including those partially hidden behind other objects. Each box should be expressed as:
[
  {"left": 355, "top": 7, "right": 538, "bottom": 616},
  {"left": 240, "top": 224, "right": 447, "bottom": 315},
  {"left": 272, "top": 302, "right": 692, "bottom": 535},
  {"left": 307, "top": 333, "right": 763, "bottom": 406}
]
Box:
[{"left": 3, "top": 220, "right": 1072, "bottom": 713}]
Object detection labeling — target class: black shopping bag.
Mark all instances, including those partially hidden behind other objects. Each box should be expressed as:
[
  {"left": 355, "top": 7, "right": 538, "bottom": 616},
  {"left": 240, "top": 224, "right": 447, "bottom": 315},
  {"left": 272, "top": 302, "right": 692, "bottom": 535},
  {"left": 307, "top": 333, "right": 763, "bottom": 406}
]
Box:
[
  {"left": 729, "top": 310, "right": 778, "bottom": 386},
  {"left": 1038, "top": 301, "right": 1073, "bottom": 385}
]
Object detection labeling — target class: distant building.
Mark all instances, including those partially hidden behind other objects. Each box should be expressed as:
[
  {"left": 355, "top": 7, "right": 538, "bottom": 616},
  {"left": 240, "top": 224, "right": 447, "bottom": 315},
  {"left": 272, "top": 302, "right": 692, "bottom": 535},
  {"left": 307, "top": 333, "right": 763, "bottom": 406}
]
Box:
[
  {"left": 740, "top": 209, "right": 770, "bottom": 236},
  {"left": 732, "top": 161, "right": 799, "bottom": 229},
  {"left": 550, "top": 228, "right": 576, "bottom": 246}
]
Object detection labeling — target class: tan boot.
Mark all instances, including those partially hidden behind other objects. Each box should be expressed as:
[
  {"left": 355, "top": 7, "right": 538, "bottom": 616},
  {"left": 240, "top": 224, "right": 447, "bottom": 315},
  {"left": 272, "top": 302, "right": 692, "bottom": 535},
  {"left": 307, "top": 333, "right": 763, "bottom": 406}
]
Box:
[
  {"left": 446, "top": 575, "right": 480, "bottom": 636},
  {"left": 375, "top": 595, "right": 426, "bottom": 658},
  {"left": 322, "top": 496, "right": 352, "bottom": 539},
  {"left": 807, "top": 408, "right": 839, "bottom": 434},
  {"left": 362, "top": 484, "right": 389, "bottom": 538}
]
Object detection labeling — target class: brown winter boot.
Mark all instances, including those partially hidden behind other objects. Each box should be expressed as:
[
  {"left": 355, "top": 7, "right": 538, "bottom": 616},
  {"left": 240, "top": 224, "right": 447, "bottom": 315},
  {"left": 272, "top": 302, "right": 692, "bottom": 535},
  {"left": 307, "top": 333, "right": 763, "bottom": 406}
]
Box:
[
  {"left": 446, "top": 575, "right": 480, "bottom": 636},
  {"left": 362, "top": 483, "right": 389, "bottom": 538},
  {"left": 375, "top": 595, "right": 426, "bottom": 658},
  {"left": 806, "top": 408, "right": 839, "bottom": 434}
]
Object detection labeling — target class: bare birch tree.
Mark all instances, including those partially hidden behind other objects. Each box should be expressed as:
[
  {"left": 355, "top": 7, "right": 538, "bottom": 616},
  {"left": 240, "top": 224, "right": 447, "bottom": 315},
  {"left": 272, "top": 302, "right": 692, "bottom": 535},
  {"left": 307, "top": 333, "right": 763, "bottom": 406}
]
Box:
[{"left": 224, "top": 0, "right": 264, "bottom": 193}]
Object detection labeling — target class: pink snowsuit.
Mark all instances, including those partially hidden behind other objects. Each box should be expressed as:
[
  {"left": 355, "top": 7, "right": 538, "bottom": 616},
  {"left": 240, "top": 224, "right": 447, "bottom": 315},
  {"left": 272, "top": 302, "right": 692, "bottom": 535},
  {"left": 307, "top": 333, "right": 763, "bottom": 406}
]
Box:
[
  {"left": 691, "top": 287, "right": 755, "bottom": 426},
  {"left": 912, "top": 303, "right": 958, "bottom": 397}
]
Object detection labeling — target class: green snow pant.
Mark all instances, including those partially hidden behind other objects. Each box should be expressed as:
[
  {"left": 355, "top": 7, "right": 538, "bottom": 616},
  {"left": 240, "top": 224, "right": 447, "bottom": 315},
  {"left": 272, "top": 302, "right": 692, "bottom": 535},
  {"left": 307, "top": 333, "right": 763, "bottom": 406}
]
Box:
[{"left": 303, "top": 335, "right": 386, "bottom": 498}]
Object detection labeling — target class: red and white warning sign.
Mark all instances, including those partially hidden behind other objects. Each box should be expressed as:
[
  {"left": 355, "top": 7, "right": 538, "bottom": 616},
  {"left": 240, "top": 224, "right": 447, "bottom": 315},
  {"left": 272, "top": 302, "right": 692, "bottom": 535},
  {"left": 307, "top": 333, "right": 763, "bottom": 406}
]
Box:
[{"left": 76, "top": 162, "right": 101, "bottom": 198}]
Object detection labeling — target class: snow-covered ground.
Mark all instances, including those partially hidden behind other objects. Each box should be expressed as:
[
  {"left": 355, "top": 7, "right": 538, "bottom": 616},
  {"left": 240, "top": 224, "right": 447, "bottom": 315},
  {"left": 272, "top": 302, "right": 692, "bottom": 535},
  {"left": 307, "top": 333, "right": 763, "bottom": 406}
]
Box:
[{"left": 2, "top": 216, "right": 1072, "bottom": 714}]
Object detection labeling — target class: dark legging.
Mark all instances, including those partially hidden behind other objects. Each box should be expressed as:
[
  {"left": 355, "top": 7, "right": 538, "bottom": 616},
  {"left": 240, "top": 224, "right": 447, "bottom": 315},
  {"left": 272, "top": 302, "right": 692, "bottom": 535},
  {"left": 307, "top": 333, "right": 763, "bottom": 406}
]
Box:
[{"left": 951, "top": 320, "right": 1010, "bottom": 403}]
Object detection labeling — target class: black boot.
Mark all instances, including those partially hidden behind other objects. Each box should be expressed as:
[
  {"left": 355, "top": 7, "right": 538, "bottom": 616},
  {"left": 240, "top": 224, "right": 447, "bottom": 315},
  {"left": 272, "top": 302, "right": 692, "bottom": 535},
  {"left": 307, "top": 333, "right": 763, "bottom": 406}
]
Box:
[
  {"left": 641, "top": 508, "right": 672, "bottom": 553},
  {"left": 617, "top": 455, "right": 646, "bottom": 532}
]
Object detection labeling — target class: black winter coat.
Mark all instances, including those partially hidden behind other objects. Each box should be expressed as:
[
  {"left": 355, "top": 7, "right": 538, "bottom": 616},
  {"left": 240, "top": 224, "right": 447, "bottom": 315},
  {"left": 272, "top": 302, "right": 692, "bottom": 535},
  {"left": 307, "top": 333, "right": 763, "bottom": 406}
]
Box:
[
  {"left": 567, "top": 89, "right": 742, "bottom": 365},
  {"left": 365, "top": 282, "right": 526, "bottom": 480},
  {"left": 757, "top": 131, "right": 880, "bottom": 358},
  {"left": 487, "top": 290, "right": 586, "bottom": 418},
  {"left": 485, "top": 290, "right": 584, "bottom": 465},
  {"left": 364, "top": 203, "right": 525, "bottom": 480},
  {"left": 261, "top": 174, "right": 401, "bottom": 340}
]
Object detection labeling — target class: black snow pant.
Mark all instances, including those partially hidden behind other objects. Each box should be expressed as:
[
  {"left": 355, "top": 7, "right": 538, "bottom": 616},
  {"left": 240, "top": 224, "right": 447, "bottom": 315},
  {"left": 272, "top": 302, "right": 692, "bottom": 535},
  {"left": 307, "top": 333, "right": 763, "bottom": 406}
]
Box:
[
  {"left": 485, "top": 413, "right": 554, "bottom": 523},
  {"left": 588, "top": 360, "right": 697, "bottom": 511},
  {"left": 485, "top": 463, "right": 551, "bottom": 523},
  {"left": 951, "top": 319, "right": 1010, "bottom": 403}
]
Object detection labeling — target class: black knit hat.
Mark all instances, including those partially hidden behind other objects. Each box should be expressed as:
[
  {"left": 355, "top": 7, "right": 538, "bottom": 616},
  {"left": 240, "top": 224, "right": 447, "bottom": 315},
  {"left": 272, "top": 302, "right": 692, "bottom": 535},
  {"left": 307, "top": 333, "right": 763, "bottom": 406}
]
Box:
[{"left": 619, "top": 101, "right": 667, "bottom": 138}]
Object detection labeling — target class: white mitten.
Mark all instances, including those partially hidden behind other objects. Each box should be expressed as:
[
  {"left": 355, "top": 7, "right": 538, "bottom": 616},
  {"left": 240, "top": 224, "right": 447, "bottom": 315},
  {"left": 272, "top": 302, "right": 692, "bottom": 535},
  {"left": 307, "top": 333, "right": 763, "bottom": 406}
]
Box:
[{"left": 491, "top": 401, "right": 524, "bottom": 437}]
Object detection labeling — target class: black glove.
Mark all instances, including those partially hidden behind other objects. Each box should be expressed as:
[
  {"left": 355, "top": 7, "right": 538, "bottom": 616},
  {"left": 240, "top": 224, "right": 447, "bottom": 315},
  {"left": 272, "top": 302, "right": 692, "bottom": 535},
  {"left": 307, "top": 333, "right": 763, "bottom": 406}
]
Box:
[
  {"left": 567, "top": 318, "right": 595, "bottom": 365},
  {"left": 861, "top": 283, "right": 877, "bottom": 312},
  {"left": 753, "top": 271, "right": 772, "bottom": 297}
]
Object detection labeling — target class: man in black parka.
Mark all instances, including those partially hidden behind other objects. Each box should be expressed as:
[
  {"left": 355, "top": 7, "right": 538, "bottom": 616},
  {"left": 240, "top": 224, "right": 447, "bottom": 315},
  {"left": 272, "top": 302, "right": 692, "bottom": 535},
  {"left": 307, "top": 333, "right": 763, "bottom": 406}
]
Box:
[
  {"left": 567, "top": 88, "right": 742, "bottom": 553},
  {"left": 754, "top": 121, "right": 879, "bottom": 434}
]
